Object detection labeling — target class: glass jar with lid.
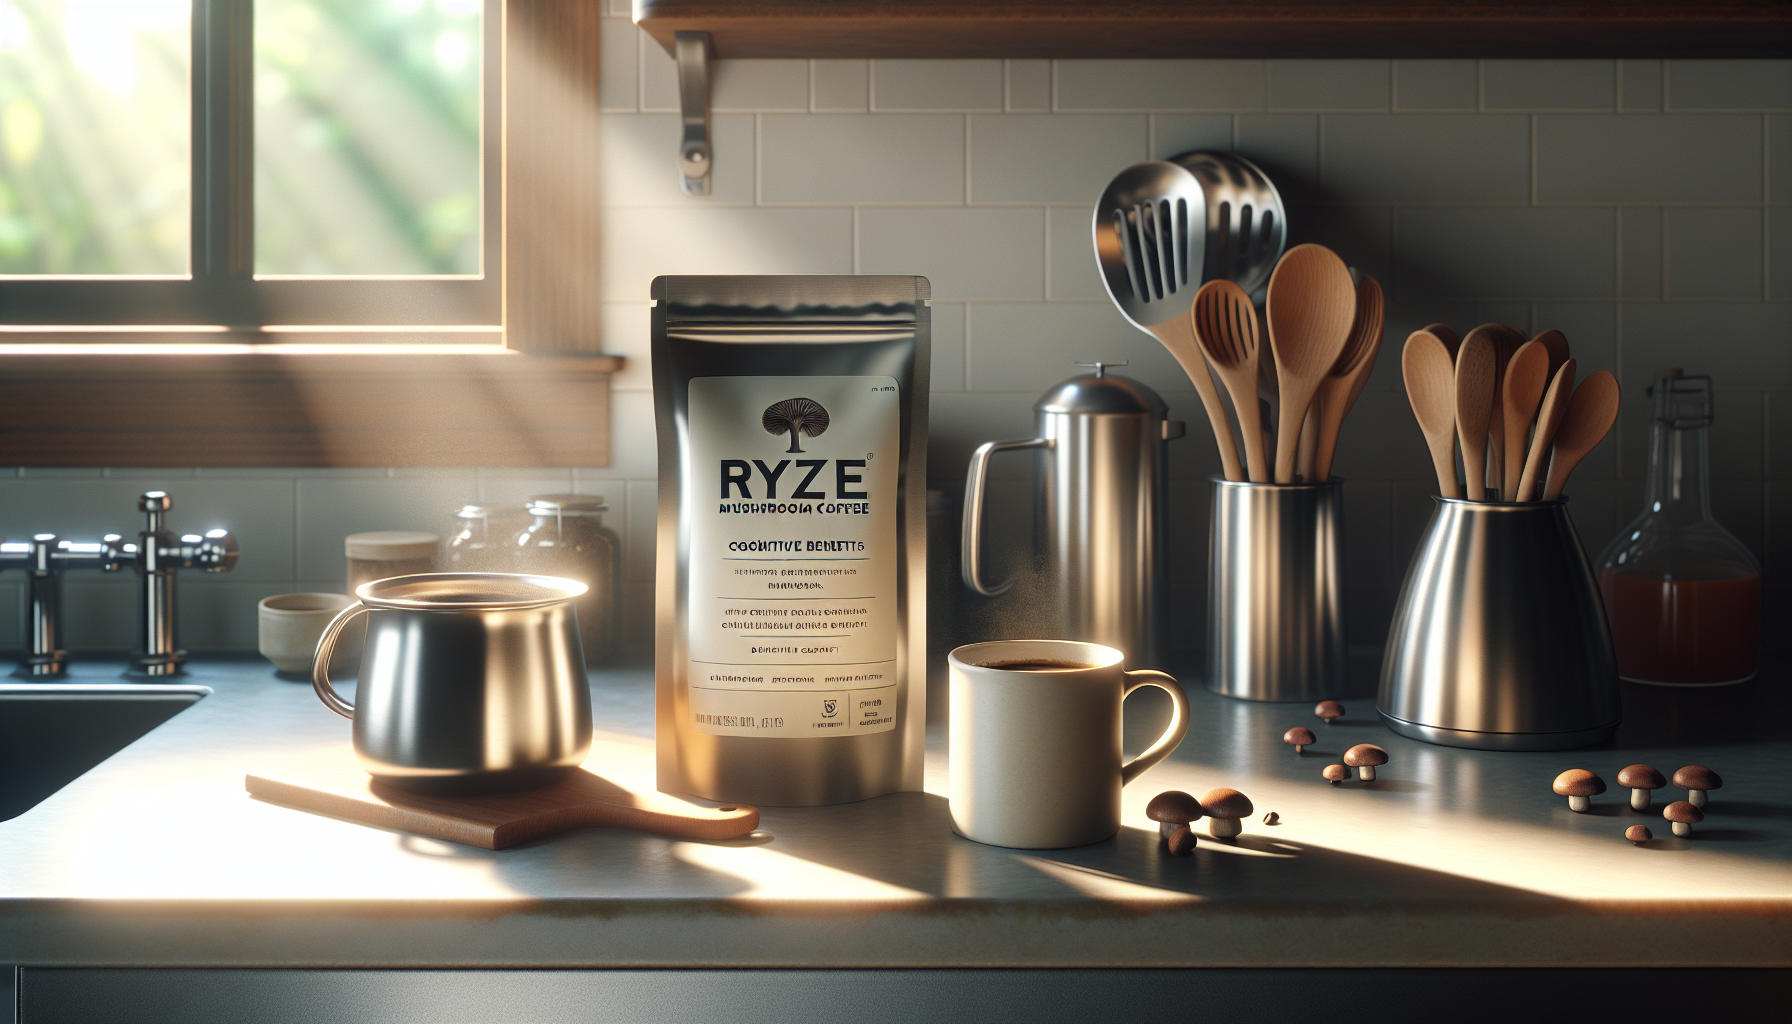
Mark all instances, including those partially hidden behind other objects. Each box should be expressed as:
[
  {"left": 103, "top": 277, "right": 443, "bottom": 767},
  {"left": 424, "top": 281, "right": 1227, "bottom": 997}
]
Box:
[
  {"left": 1595, "top": 370, "right": 1761, "bottom": 685},
  {"left": 443, "top": 504, "right": 518, "bottom": 573},
  {"left": 513, "top": 494, "right": 618, "bottom": 663},
  {"left": 345, "top": 531, "right": 439, "bottom": 594}
]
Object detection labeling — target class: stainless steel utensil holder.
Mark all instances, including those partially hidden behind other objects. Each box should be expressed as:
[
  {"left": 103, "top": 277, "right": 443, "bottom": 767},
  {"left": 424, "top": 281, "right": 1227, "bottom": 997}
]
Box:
[
  {"left": 1206, "top": 478, "right": 1344, "bottom": 702},
  {"left": 1378, "top": 497, "right": 1619, "bottom": 750}
]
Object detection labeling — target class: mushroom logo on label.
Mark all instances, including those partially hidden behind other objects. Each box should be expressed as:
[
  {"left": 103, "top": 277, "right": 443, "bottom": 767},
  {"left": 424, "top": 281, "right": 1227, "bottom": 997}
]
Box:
[{"left": 763, "top": 397, "right": 830, "bottom": 453}]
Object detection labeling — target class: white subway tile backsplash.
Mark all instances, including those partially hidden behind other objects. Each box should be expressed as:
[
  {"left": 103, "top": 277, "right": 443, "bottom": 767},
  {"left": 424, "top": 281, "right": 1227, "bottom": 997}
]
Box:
[
  {"left": 1394, "top": 207, "right": 1616, "bottom": 299},
  {"left": 1667, "top": 60, "right": 1792, "bottom": 111},
  {"left": 596, "top": 206, "right": 854, "bottom": 299},
  {"left": 1055, "top": 60, "right": 1266, "bottom": 112},
  {"left": 1536, "top": 114, "right": 1763, "bottom": 203},
  {"left": 760, "top": 114, "right": 966, "bottom": 204},
  {"left": 1483, "top": 60, "right": 1615, "bottom": 111},
  {"left": 1266, "top": 60, "right": 1390, "bottom": 112},
  {"left": 812, "top": 60, "right": 869, "bottom": 112},
  {"left": 872, "top": 60, "right": 1003, "bottom": 111},
  {"left": 968, "top": 113, "right": 1147, "bottom": 203},
  {"left": 1667, "top": 207, "right": 1764, "bottom": 300},
  {"left": 859, "top": 207, "right": 1044, "bottom": 300},
  {"left": 1005, "top": 60, "right": 1050, "bottom": 112},
  {"left": 1323, "top": 113, "right": 1532, "bottom": 204},
  {"left": 1394, "top": 60, "right": 1478, "bottom": 111},
  {"left": 14, "top": 57, "right": 1791, "bottom": 656}
]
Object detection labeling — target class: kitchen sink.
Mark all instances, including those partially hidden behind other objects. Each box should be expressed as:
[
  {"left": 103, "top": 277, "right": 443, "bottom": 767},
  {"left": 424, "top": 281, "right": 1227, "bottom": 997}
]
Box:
[{"left": 0, "top": 682, "right": 209, "bottom": 821}]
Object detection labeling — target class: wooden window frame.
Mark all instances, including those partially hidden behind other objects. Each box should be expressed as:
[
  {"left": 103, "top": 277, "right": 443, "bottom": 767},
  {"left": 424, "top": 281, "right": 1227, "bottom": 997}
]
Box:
[{"left": 0, "top": 0, "right": 617, "bottom": 468}]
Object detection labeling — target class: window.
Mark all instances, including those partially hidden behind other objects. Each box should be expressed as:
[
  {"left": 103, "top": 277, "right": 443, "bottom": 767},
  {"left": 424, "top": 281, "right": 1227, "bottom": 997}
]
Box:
[{"left": 0, "top": 0, "right": 500, "bottom": 333}]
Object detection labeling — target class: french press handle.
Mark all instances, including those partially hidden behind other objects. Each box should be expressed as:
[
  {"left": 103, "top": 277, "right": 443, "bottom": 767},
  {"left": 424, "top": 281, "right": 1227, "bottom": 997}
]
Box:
[{"left": 960, "top": 437, "right": 1053, "bottom": 596}]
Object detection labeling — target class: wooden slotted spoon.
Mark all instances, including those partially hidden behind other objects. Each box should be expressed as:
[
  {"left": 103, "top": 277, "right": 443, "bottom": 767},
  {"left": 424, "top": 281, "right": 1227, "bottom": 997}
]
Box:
[
  {"left": 1192, "top": 280, "right": 1268, "bottom": 482},
  {"left": 1311, "top": 274, "right": 1385, "bottom": 483},
  {"left": 1499, "top": 339, "right": 1550, "bottom": 499},
  {"left": 1401, "top": 329, "right": 1461, "bottom": 499},
  {"left": 1453, "top": 330, "right": 1498, "bottom": 501},
  {"left": 1541, "top": 371, "right": 1620, "bottom": 501},
  {"left": 1516, "top": 358, "right": 1577, "bottom": 501},
  {"left": 1265, "top": 244, "right": 1356, "bottom": 483}
]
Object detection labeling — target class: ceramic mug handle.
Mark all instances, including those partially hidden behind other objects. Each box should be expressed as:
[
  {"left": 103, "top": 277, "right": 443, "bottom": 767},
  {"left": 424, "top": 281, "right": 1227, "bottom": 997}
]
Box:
[
  {"left": 310, "top": 601, "right": 368, "bottom": 720},
  {"left": 1119, "top": 670, "right": 1190, "bottom": 786}
]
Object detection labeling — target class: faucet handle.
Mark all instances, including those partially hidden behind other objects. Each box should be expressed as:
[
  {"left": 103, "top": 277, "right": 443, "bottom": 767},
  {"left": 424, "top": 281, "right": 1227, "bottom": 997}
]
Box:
[{"left": 174, "top": 529, "right": 238, "bottom": 572}]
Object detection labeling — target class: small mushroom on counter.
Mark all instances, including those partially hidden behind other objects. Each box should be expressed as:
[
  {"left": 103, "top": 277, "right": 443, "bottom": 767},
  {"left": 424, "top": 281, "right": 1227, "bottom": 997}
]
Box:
[
  {"left": 1663, "top": 800, "right": 1704, "bottom": 837},
  {"left": 1283, "top": 727, "right": 1316, "bottom": 753},
  {"left": 1323, "top": 764, "right": 1350, "bottom": 785},
  {"left": 1262, "top": 811, "right": 1279, "bottom": 826},
  {"left": 1553, "top": 769, "right": 1606, "bottom": 812},
  {"left": 1343, "top": 743, "right": 1388, "bottom": 782},
  {"left": 1166, "top": 826, "right": 1199, "bottom": 857},
  {"left": 1146, "top": 790, "right": 1203, "bottom": 841},
  {"left": 1625, "top": 824, "right": 1652, "bottom": 846},
  {"left": 1672, "top": 765, "right": 1723, "bottom": 808},
  {"left": 1314, "top": 700, "right": 1345, "bottom": 725},
  {"left": 1616, "top": 764, "right": 1666, "bottom": 811},
  {"left": 1200, "top": 788, "right": 1253, "bottom": 840}
]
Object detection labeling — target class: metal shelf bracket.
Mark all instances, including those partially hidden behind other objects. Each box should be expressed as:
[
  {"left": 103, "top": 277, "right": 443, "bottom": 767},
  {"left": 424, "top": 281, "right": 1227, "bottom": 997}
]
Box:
[{"left": 675, "top": 31, "right": 711, "bottom": 196}]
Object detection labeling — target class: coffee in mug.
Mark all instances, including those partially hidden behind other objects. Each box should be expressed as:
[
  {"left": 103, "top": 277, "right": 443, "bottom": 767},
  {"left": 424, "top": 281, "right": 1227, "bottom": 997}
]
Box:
[{"left": 949, "top": 639, "right": 1189, "bottom": 849}]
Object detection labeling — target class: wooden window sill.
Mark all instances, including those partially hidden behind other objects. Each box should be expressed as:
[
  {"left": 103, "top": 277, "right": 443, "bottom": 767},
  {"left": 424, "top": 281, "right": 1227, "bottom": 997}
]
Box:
[{"left": 636, "top": 1, "right": 1791, "bottom": 59}]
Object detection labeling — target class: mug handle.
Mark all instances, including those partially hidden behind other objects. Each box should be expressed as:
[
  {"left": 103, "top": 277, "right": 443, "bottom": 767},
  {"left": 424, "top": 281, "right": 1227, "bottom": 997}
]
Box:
[
  {"left": 311, "top": 601, "right": 367, "bottom": 720},
  {"left": 1119, "top": 670, "right": 1190, "bottom": 787}
]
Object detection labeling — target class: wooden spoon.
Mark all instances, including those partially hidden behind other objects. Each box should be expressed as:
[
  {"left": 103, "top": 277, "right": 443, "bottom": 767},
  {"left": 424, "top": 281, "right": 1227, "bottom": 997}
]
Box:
[
  {"left": 1266, "top": 244, "right": 1357, "bottom": 483},
  {"left": 1192, "top": 280, "right": 1269, "bottom": 482},
  {"left": 1401, "top": 329, "right": 1461, "bottom": 499},
  {"left": 1422, "top": 323, "right": 1461, "bottom": 361},
  {"left": 1531, "top": 328, "right": 1570, "bottom": 381},
  {"left": 1311, "top": 274, "right": 1385, "bottom": 482},
  {"left": 1453, "top": 330, "right": 1498, "bottom": 501},
  {"left": 1499, "top": 339, "right": 1550, "bottom": 499},
  {"left": 1478, "top": 324, "right": 1525, "bottom": 497},
  {"left": 1516, "top": 358, "right": 1576, "bottom": 501},
  {"left": 1541, "top": 370, "right": 1620, "bottom": 501}
]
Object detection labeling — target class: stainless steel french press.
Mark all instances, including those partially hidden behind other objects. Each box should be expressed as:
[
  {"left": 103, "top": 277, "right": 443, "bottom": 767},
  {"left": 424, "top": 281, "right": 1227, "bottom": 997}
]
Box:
[{"left": 960, "top": 363, "right": 1182, "bottom": 668}]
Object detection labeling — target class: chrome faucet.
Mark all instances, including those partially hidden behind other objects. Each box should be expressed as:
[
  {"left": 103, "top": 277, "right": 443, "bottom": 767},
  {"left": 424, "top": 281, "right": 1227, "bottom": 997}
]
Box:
[{"left": 0, "top": 490, "right": 237, "bottom": 679}]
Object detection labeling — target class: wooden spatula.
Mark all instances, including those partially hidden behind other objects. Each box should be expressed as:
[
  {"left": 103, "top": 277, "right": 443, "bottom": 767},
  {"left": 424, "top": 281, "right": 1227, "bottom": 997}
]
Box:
[
  {"left": 1453, "top": 330, "right": 1499, "bottom": 501},
  {"left": 1499, "top": 339, "right": 1550, "bottom": 499},
  {"left": 1542, "top": 370, "right": 1620, "bottom": 501},
  {"left": 1311, "top": 274, "right": 1385, "bottom": 482},
  {"left": 1517, "top": 358, "right": 1576, "bottom": 501},
  {"left": 247, "top": 746, "right": 759, "bottom": 850},
  {"left": 1402, "top": 329, "right": 1461, "bottom": 499}
]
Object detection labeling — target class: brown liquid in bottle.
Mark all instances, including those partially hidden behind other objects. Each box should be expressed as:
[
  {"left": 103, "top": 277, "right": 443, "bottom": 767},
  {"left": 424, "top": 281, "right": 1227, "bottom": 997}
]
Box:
[{"left": 1599, "top": 572, "right": 1760, "bottom": 685}]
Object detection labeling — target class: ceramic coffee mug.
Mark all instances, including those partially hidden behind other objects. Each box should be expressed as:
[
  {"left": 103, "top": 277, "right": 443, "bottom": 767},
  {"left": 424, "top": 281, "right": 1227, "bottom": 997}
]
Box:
[
  {"left": 258, "top": 592, "right": 356, "bottom": 676},
  {"left": 948, "top": 639, "right": 1190, "bottom": 849}
]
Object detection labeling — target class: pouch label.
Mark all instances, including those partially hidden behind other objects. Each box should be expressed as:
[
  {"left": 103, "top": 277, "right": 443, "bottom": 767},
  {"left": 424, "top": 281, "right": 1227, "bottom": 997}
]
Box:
[{"left": 685, "top": 375, "right": 900, "bottom": 737}]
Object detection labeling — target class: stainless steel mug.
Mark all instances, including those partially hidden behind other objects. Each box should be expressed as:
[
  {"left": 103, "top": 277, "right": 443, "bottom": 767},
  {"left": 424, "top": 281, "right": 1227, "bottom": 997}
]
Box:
[
  {"left": 1378, "top": 498, "right": 1620, "bottom": 750},
  {"left": 948, "top": 639, "right": 1189, "bottom": 849},
  {"left": 961, "top": 366, "right": 1181, "bottom": 668},
  {"left": 1206, "top": 477, "right": 1345, "bottom": 702},
  {"left": 312, "top": 573, "right": 593, "bottom": 794}
]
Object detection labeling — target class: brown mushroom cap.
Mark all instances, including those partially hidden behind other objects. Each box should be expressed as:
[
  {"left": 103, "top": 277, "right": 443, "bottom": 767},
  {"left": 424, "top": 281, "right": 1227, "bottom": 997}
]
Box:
[
  {"left": 1343, "top": 743, "right": 1388, "bottom": 767},
  {"left": 1166, "top": 826, "right": 1199, "bottom": 857},
  {"left": 1199, "top": 787, "right": 1254, "bottom": 819},
  {"left": 1146, "top": 789, "right": 1204, "bottom": 825},
  {"left": 1322, "top": 764, "right": 1350, "bottom": 782},
  {"left": 1314, "top": 700, "right": 1345, "bottom": 721},
  {"left": 1616, "top": 764, "right": 1665, "bottom": 790},
  {"left": 1662, "top": 801, "right": 1704, "bottom": 824},
  {"left": 1625, "top": 825, "right": 1652, "bottom": 843},
  {"left": 1552, "top": 768, "right": 1606, "bottom": 797},
  {"left": 1283, "top": 727, "right": 1317, "bottom": 746},
  {"left": 1672, "top": 765, "right": 1722, "bottom": 791}
]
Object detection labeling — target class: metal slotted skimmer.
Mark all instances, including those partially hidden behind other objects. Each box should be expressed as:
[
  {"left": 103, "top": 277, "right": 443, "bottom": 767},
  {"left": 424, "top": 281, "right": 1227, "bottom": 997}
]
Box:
[
  {"left": 1093, "top": 160, "right": 1205, "bottom": 331},
  {"left": 1169, "top": 150, "right": 1287, "bottom": 300}
]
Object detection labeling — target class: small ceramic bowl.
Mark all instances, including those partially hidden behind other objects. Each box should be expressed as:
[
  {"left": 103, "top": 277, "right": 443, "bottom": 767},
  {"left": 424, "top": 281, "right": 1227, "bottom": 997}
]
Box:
[{"left": 258, "top": 593, "right": 355, "bottom": 678}]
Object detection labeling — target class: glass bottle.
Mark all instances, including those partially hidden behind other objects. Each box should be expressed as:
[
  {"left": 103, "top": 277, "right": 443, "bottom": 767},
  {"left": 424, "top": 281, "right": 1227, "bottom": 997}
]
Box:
[
  {"left": 1596, "top": 370, "right": 1760, "bottom": 685},
  {"left": 513, "top": 494, "right": 618, "bottom": 664}
]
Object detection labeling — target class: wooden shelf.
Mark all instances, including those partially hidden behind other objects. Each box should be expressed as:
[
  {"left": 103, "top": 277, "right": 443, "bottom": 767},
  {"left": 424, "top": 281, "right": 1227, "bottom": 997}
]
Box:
[{"left": 636, "top": 1, "right": 1791, "bottom": 60}]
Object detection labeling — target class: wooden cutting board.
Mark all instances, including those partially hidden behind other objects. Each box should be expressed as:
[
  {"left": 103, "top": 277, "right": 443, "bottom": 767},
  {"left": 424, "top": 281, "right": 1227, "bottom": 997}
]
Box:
[{"left": 246, "top": 745, "right": 758, "bottom": 850}]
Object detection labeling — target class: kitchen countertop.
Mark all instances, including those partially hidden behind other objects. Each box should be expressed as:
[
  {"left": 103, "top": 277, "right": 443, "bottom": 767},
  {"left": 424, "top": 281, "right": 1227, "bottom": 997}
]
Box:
[{"left": 1, "top": 654, "right": 1788, "bottom": 969}]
